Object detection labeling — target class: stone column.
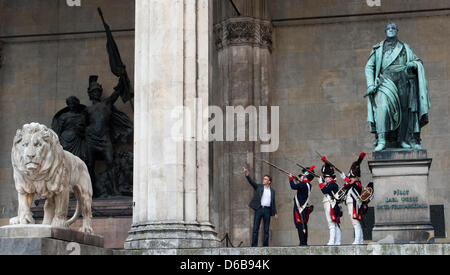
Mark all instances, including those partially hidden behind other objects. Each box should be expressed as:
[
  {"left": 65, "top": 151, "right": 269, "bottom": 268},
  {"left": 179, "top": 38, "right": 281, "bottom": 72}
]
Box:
[
  {"left": 125, "top": 0, "right": 218, "bottom": 250},
  {"left": 211, "top": 0, "right": 273, "bottom": 246}
]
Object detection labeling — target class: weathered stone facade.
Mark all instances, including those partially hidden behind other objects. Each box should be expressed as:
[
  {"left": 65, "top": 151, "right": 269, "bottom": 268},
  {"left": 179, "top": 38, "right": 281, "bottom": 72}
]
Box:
[
  {"left": 0, "top": 0, "right": 449, "bottom": 248},
  {"left": 211, "top": 0, "right": 450, "bottom": 246},
  {"left": 0, "top": 0, "right": 135, "bottom": 238}
]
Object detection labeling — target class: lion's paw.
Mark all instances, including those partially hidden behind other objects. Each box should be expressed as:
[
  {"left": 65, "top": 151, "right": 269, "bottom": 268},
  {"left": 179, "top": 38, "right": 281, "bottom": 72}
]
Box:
[
  {"left": 10, "top": 215, "right": 34, "bottom": 225},
  {"left": 21, "top": 214, "right": 35, "bottom": 224},
  {"left": 9, "top": 216, "right": 20, "bottom": 225},
  {"left": 80, "top": 226, "right": 94, "bottom": 234},
  {"left": 51, "top": 218, "right": 69, "bottom": 228}
]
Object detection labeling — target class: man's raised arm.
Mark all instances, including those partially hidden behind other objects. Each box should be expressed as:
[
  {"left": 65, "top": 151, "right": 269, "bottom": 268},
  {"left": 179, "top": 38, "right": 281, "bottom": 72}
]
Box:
[{"left": 243, "top": 167, "right": 258, "bottom": 190}]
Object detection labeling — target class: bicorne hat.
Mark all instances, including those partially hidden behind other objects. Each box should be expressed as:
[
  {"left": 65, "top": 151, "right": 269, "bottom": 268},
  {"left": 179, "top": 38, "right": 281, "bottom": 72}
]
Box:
[
  {"left": 300, "top": 165, "right": 315, "bottom": 182},
  {"left": 349, "top": 152, "right": 366, "bottom": 178},
  {"left": 321, "top": 162, "right": 335, "bottom": 179}
]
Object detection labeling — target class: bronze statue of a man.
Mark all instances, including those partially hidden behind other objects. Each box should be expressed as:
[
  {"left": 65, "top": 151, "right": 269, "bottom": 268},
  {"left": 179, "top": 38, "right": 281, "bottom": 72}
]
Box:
[{"left": 365, "top": 22, "right": 430, "bottom": 151}]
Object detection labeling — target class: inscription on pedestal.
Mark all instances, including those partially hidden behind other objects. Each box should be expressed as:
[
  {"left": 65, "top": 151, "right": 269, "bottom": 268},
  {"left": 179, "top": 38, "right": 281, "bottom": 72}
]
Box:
[{"left": 377, "top": 189, "right": 428, "bottom": 210}]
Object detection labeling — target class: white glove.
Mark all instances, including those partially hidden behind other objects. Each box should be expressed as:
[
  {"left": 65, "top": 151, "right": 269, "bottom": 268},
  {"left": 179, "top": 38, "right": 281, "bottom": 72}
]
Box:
[
  {"left": 318, "top": 177, "right": 324, "bottom": 184},
  {"left": 340, "top": 172, "right": 346, "bottom": 180}
]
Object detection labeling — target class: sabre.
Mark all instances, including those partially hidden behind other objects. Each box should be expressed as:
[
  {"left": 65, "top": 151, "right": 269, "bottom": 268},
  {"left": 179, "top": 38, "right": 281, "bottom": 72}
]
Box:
[{"left": 363, "top": 75, "right": 385, "bottom": 98}]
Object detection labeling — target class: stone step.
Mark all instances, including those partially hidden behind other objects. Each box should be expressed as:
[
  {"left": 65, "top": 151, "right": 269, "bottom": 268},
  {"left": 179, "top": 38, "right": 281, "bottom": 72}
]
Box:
[{"left": 115, "top": 243, "right": 450, "bottom": 255}]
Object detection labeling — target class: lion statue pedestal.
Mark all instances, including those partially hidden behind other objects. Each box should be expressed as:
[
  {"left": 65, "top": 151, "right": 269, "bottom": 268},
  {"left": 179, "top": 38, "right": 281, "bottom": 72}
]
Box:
[
  {"left": 0, "top": 224, "right": 108, "bottom": 255},
  {"left": 0, "top": 123, "right": 107, "bottom": 255}
]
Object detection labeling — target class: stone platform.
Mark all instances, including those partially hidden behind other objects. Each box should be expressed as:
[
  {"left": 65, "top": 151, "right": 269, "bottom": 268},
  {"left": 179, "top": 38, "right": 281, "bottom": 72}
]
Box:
[
  {"left": 0, "top": 225, "right": 111, "bottom": 255},
  {"left": 115, "top": 243, "right": 450, "bottom": 255},
  {"left": 0, "top": 237, "right": 112, "bottom": 255},
  {"left": 31, "top": 197, "right": 133, "bottom": 249}
]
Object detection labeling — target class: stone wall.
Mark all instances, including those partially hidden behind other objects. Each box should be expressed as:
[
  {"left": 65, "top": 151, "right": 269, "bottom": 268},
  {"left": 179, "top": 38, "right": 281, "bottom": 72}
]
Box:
[
  {"left": 269, "top": 0, "right": 450, "bottom": 20},
  {"left": 269, "top": 1, "right": 450, "bottom": 245},
  {"left": 1, "top": 0, "right": 449, "bottom": 248},
  {"left": 0, "top": 0, "right": 135, "bottom": 224},
  {"left": 210, "top": 0, "right": 450, "bottom": 247}
]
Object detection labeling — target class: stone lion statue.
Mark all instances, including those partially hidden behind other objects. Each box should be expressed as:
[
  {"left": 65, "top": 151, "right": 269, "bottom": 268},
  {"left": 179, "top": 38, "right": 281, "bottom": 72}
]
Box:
[{"left": 10, "top": 122, "right": 94, "bottom": 233}]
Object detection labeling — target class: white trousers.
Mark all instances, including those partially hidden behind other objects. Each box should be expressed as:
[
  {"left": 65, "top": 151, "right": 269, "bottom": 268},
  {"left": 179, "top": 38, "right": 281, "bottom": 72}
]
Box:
[
  {"left": 346, "top": 198, "right": 364, "bottom": 245},
  {"left": 324, "top": 200, "right": 341, "bottom": 245}
]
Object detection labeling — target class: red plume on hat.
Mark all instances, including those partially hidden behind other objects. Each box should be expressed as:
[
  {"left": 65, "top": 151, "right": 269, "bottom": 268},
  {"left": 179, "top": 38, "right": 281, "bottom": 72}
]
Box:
[
  {"left": 301, "top": 165, "right": 315, "bottom": 181},
  {"left": 350, "top": 152, "right": 366, "bottom": 177},
  {"left": 356, "top": 152, "right": 366, "bottom": 165}
]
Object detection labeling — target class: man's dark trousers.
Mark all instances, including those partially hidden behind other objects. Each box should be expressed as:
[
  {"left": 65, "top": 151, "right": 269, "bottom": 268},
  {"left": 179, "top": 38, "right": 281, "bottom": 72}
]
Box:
[
  {"left": 252, "top": 207, "right": 271, "bottom": 247},
  {"left": 245, "top": 175, "right": 277, "bottom": 247}
]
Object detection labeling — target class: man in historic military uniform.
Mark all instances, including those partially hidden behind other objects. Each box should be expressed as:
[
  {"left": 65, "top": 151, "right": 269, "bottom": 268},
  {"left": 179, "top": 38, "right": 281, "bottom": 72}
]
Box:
[
  {"left": 318, "top": 163, "right": 342, "bottom": 246},
  {"left": 340, "top": 153, "right": 366, "bottom": 245},
  {"left": 289, "top": 166, "right": 315, "bottom": 246},
  {"left": 365, "top": 22, "right": 430, "bottom": 151}
]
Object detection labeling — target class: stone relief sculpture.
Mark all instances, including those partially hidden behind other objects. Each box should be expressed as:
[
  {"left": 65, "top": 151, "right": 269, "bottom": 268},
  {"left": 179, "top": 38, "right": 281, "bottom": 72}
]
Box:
[
  {"left": 84, "top": 75, "right": 133, "bottom": 198},
  {"left": 52, "top": 76, "right": 133, "bottom": 198},
  {"left": 97, "top": 150, "right": 133, "bottom": 197},
  {"left": 365, "top": 22, "right": 431, "bottom": 151},
  {"left": 51, "top": 96, "right": 88, "bottom": 163},
  {"left": 10, "top": 123, "right": 93, "bottom": 233},
  {"left": 51, "top": 8, "right": 134, "bottom": 199}
]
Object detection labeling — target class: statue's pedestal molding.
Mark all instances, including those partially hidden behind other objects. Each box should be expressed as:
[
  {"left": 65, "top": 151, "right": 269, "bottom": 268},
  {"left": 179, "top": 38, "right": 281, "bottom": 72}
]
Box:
[
  {"left": 369, "top": 149, "right": 434, "bottom": 244},
  {"left": 0, "top": 225, "right": 109, "bottom": 255},
  {"left": 31, "top": 197, "right": 133, "bottom": 249}
]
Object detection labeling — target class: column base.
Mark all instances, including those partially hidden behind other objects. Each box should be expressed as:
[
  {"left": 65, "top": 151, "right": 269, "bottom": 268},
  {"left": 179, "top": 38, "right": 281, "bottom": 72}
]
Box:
[{"left": 124, "top": 221, "right": 220, "bottom": 249}]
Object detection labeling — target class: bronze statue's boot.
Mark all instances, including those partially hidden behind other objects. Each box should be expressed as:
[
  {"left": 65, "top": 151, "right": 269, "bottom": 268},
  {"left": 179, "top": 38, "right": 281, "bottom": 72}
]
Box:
[
  {"left": 374, "top": 133, "right": 386, "bottom": 152},
  {"left": 410, "top": 141, "right": 422, "bottom": 150},
  {"left": 409, "top": 134, "right": 423, "bottom": 150},
  {"left": 400, "top": 141, "right": 412, "bottom": 149}
]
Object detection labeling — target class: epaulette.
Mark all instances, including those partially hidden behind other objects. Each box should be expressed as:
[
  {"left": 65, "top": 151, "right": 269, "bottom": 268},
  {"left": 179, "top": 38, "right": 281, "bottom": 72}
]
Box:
[{"left": 373, "top": 42, "right": 382, "bottom": 49}]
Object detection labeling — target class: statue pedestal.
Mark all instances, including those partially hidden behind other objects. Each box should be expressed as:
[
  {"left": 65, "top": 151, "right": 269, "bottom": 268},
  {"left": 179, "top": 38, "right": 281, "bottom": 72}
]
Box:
[
  {"left": 0, "top": 225, "right": 110, "bottom": 255},
  {"left": 31, "top": 197, "right": 133, "bottom": 249},
  {"left": 369, "top": 149, "right": 434, "bottom": 244}
]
